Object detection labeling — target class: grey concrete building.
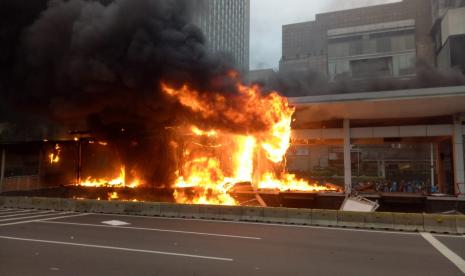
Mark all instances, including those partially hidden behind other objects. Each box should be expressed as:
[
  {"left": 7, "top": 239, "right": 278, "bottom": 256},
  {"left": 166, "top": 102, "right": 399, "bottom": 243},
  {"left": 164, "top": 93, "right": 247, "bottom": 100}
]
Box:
[
  {"left": 280, "top": 0, "right": 435, "bottom": 81},
  {"left": 193, "top": 0, "right": 250, "bottom": 72},
  {"left": 431, "top": 0, "right": 465, "bottom": 74},
  {"left": 247, "top": 68, "right": 275, "bottom": 84}
]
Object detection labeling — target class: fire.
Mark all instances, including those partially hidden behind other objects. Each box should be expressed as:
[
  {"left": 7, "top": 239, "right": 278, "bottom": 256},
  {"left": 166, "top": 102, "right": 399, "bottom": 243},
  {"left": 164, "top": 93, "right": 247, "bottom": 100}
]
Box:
[
  {"left": 162, "top": 76, "right": 340, "bottom": 205},
  {"left": 258, "top": 172, "right": 339, "bottom": 192},
  {"left": 108, "top": 191, "right": 119, "bottom": 200},
  {"left": 48, "top": 144, "right": 61, "bottom": 164},
  {"left": 79, "top": 166, "right": 141, "bottom": 188}
]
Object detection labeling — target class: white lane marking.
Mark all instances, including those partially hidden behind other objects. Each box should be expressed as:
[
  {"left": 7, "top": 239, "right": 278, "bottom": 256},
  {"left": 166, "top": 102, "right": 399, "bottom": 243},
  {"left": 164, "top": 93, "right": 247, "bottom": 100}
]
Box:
[
  {"left": 0, "top": 209, "right": 21, "bottom": 213},
  {"left": 39, "top": 221, "right": 261, "bottom": 240},
  {"left": 101, "top": 220, "right": 130, "bottom": 226},
  {"left": 0, "top": 235, "right": 233, "bottom": 262},
  {"left": 0, "top": 213, "right": 90, "bottom": 227},
  {"left": 0, "top": 211, "right": 62, "bottom": 222},
  {"left": 87, "top": 212, "right": 428, "bottom": 237},
  {"left": 0, "top": 209, "right": 37, "bottom": 215},
  {"left": 421, "top": 232, "right": 465, "bottom": 274},
  {"left": 0, "top": 210, "right": 53, "bottom": 218}
]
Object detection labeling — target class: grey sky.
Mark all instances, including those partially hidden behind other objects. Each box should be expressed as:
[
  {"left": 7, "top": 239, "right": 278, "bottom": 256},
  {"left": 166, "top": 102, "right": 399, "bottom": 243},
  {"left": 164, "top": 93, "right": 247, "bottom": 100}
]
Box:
[{"left": 249, "top": 0, "right": 400, "bottom": 70}]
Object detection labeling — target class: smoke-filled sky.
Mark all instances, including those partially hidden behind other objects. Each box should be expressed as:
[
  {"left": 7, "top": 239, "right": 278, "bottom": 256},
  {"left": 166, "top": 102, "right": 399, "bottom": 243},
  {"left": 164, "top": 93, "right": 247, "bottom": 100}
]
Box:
[{"left": 250, "top": 0, "right": 400, "bottom": 70}]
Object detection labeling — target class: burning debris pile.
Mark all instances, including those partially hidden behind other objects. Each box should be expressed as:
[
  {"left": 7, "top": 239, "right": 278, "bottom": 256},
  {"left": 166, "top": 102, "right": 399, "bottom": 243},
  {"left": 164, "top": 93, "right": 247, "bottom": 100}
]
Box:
[{"left": 162, "top": 75, "right": 340, "bottom": 205}]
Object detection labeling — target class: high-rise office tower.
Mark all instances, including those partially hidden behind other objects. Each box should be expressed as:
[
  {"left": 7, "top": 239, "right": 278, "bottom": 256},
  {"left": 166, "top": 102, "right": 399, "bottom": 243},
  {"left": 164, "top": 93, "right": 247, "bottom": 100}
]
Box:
[{"left": 193, "top": 0, "right": 250, "bottom": 72}]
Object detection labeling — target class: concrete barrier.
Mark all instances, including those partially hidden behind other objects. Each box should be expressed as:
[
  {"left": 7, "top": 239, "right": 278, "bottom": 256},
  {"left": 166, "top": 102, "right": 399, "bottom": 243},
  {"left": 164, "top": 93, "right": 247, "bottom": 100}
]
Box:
[
  {"left": 74, "top": 199, "right": 97, "bottom": 213},
  {"left": 262, "top": 207, "right": 288, "bottom": 223},
  {"left": 311, "top": 209, "right": 337, "bottom": 226},
  {"left": 17, "top": 197, "right": 34, "bottom": 209},
  {"left": 217, "top": 205, "right": 242, "bottom": 220},
  {"left": 456, "top": 215, "right": 465, "bottom": 235},
  {"left": 198, "top": 204, "right": 221, "bottom": 219},
  {"left": 159, "top": 202, "right": 180, "bottom": 217},
  {"left": 393, "top": 213, "right": 424, "bottom": 232},
  {"left": 139, "top": 202, "right": 161, "bottom": 216},
  {"left": 122, "top": 201, "right": 145, "bottom": 215},
  {"left": 89, "top": 200, "right": 109, "bottom": 213},
  {"left": 58, "top": 198, "right": 76, "bottom": 211},
  {"left": 286, "top": 208, "right": 312, "bottom": 225},
  {"left": 3, "top": 196, "right": 19, "bottom": 208},
  {"left": 423, "top": 214, "right": 457, "bottom": 234},
  {"left": 31, "top": 197, "right": 57, "bottom": 210},
  {"left": 241, "top": 206, "right": 264, "bottom": 222},
  {"left": 1, "top": 196, "right": 465, "bottom": 235},
  {"left": 177, "top": 204, "right": 200, "bottom": 218},
  {"left": 337, "top": 211, "right": 366, "bottom": 228},
  {"left": 364, "top": 212, "right": 394, "bottom": 230}
]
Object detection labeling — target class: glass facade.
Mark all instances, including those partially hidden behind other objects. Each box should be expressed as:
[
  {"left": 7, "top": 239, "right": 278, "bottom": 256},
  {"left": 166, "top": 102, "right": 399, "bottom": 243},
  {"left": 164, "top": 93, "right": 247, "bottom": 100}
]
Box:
[
  {"left": 286, "top": 144, "right": 345, "bottom": 188},
  {"left": 351, "top": 143, "right": 438, "bottom": 193},
  {"left": 328, "top": 30, "right": 416, "bottom": 81}
]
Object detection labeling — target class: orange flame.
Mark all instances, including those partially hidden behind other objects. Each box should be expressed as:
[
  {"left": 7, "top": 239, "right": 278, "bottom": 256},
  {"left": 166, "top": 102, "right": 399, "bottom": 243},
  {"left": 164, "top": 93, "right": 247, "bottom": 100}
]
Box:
[
  {"left": 48, "top": 144, "right": 61, "bottom": 164},
  {"left": 162, "top": 76, "right": 339, "bottom": 205},
  {"left": 79, "top": 166, "right": 141, "bottom": 188}
]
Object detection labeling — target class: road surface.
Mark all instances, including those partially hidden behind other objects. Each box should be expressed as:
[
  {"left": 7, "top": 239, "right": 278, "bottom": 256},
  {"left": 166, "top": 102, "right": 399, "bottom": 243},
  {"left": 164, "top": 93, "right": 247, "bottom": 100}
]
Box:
[{"left": 0, "top": 207, "right": 464, "bottom": 276}]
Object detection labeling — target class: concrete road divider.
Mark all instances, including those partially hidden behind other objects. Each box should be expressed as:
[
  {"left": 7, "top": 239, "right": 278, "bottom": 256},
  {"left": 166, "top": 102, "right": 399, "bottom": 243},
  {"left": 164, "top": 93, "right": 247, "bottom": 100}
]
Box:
[
  {"left": 262, "top": 207, "right": 288, "bottom": 223},
  {"left": 1, "top": 196, "right": 464, "bottom": 235},
  {"left": 457, "top": 215, "right": 465, "bottom": 235},
  {"left": 58, "top": 198, "right": 76, "bottom": 211},
  {"left": 241, "top": 206, "right": 264, "bottom": 222},
  {"left": 177, "top": 204, "right": 200, "bottom": 219},
  {"left": 3, "top": 197, "right": 19, "bottom": 208},
  {"left": 17, "top": 197, "right": 34, "bottom": 209},
  {"left": 311, "top": 209, "right": 337, "bottom": 227},
  {"left": 139, "top": 202, "right": 161, "bottom": 216},
  {"left": 217, "top": 205, "right": 242, "bottom": 220},
  {"left": 337, "top": 211, "right": 366, "bottom": 228},
  {"left": 159, "top": 202, "right": 180, "bottom": 217},
  {"left": 286, "top": 208, "right": 312, "bottom": 225},
  {"left": 32, "top": 197, "right": 57, "bottom": 210},
  {"left": 74, "top": 199, "right": 97, "bottom": 213},
  {"left": 89, "top": 200, "right": 109, "bottom": 213},
  {"left": 198, "top": 204, "right": 221, "bottom": 219},
  {"left": 423, "top": 214, "right": 457, "bottom": 234},
  {"left": 393, "top": 213, "right": 424, "bottom": 232},
  {"left": 123, "top": 202, "right": 145, "bottom": 215},
  {"left": 364, "top": 212, "right": 394, "bottom": 230}
]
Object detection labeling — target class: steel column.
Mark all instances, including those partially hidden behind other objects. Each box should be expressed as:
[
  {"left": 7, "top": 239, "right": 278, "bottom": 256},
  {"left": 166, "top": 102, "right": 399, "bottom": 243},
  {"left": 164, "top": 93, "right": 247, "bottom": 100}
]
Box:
[
  {"left": 343, "top": 119, "right": 352, "bottom": 194},
  {"left": 0, "top": 147, "right": 5, "bottom": 193},
  {"left": 452, "top": 116, "right": 465, "bottom": 196}
]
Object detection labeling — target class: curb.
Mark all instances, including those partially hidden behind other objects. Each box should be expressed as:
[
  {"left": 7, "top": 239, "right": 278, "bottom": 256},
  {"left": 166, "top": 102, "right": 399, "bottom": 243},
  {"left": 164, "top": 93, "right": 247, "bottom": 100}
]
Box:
[{"left": 0, "top": 196, "right": 464, "bottom": 235}]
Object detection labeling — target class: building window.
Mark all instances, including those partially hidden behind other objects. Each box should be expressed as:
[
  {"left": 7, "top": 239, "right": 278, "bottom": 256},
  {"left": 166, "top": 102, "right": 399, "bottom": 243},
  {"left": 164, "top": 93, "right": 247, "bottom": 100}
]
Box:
[{"left": 350, "top": 57, "right": 393, "bottom": 78}]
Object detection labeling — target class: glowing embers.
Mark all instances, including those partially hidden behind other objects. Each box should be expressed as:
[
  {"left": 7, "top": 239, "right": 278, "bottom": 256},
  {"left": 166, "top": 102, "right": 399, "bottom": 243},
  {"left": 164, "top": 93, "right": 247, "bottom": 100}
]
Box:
[{"left": 79, "top": 166, "right": 141, "bottom": 188}]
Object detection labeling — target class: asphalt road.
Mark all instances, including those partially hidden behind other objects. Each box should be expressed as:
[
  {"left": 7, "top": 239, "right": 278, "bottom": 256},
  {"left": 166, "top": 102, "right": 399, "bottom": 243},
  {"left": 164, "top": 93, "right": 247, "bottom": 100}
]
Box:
[{"left": 0, "top": 207, "right": 464, "bottom": 276}]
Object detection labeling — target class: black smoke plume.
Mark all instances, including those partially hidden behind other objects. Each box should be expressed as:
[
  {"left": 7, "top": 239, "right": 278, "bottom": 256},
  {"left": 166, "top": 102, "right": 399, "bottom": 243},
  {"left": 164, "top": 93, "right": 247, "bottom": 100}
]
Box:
[
  {"left": 0, "top": 0, "right": 237, "bottom": 186},
  {"left": 254, "top": 60, "right": 465, "bottom": 97}
]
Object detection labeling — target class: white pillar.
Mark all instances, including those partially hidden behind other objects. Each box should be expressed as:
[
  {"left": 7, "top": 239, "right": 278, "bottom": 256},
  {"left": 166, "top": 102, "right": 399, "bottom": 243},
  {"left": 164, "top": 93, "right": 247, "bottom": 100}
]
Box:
[
  {"left": 452, "top": 116, "right": 465, "bottom": 196},
  {"left": 430, "top": 143, "right": 435, "bottom": 188},
  {"left": 0, "top": 147, "right": 5, "bottom": 193},
  {"left": 343, "top": 119, "right": 352, "bottom": 194}
]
